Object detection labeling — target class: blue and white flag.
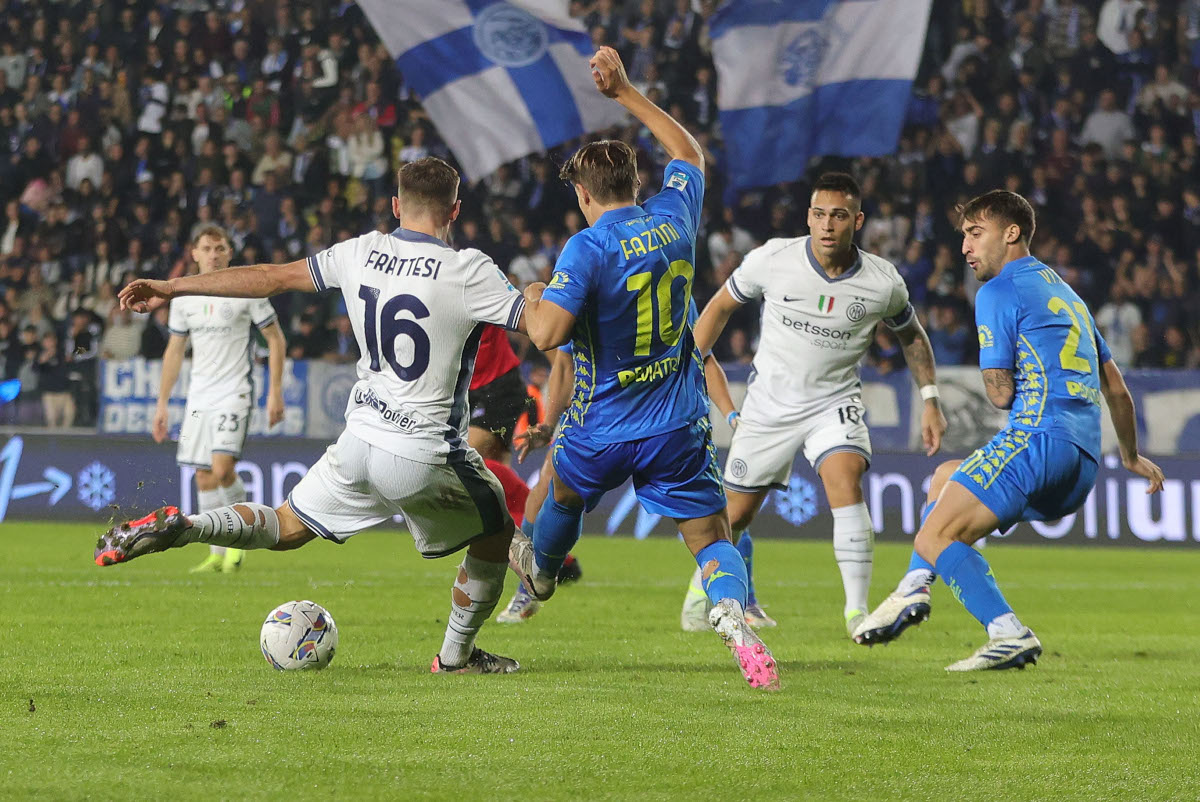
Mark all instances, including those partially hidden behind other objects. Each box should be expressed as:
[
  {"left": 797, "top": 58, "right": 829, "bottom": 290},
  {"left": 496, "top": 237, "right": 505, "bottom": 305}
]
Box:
[
  {"left": 711, "top": 0, "right": 932, "bottom": 190},
  {"left": 357, "top": 0, "right": 626, "bottom": 180}
]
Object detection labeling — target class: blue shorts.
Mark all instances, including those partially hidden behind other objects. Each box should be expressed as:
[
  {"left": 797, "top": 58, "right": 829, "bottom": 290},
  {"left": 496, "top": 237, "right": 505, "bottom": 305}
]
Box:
[
  {"left": 951, "top": 429, "right": 1098, "bottom": 531},
  {"left": 553, "top": 418, "right": 726, "bottom": 519}
]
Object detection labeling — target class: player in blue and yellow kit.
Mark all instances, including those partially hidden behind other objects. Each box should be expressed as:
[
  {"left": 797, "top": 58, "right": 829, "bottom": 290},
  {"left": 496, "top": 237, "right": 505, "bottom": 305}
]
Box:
[
  {"left": 512, "top": 47, "right": 779, "bottom": 690},
  {"left": 853, "top": 190, "right": 1165, "bottom": 671}
]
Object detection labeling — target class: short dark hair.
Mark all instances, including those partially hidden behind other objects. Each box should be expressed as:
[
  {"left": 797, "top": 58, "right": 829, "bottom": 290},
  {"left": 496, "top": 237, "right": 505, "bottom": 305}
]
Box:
[
  {"left": 191, "top": 224, "right": 231, "bottom": 247},
  {"left": 811, "top": 172, "right": 861, "bottom": 203},
  {"left": 957, "top": 190, "right": 1036, "bottom": 244},
  {"left": 559, "top": 140, "right": 638, "bottom": 204},
  {"left": 397, "top": 157, "right": 459, "bottom": 213}
]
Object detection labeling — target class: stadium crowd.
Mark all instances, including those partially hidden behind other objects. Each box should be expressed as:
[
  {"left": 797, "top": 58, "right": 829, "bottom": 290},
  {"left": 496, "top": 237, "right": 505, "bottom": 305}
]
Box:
[{"left": 2, "top": 0, "right": 1199, "bottom": 428}]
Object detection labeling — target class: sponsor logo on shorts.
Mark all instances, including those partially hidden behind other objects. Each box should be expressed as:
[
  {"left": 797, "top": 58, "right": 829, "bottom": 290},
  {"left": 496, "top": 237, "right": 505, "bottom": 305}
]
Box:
[{"left": 730, "top": 458, "right": 748, "bottom": 479}]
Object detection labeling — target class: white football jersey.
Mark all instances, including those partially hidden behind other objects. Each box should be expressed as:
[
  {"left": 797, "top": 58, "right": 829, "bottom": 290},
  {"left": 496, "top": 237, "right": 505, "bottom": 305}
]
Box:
[
  {"left": 167, "top": 293, "right": 278, "bottom": 408},
  {"left": 307, "top": 227, "right": 525, "bottom": 464},
  {"left": 726, "top": 236, "right": 915, "bottom": 423}
]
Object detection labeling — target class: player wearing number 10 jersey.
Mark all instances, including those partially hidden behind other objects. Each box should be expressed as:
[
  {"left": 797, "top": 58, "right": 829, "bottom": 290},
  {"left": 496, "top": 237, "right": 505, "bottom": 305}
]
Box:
[
  {"left": 97, "top": 157, "right": 534, "bottom": 675},
  {"left": 513, "top": 47, "right": 778, "bottom": 690},
  {"left": 853, "top": 190, "right": 1165, "bottom": 671}
]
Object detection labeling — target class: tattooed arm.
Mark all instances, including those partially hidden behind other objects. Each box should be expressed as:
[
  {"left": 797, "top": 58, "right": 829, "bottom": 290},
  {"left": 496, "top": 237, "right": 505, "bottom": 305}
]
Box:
[
  {"left": 894, "top": 319, "right": 948, "bottom": 455},
  {"left": 981, "top": 368, "right": 1016, "bottom": 409}
]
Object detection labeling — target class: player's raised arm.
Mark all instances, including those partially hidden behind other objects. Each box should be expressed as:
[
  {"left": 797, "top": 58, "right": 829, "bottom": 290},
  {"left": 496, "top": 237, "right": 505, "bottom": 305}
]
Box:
[
  {"left": 119, "top": 259, "right": 317, "bottom": 314},
  {"left": 1098, "top": 357, "right": 1165, "bottom": 493},
  {"left": 590, "top": 46, "right": 703, "bottom": 170}
]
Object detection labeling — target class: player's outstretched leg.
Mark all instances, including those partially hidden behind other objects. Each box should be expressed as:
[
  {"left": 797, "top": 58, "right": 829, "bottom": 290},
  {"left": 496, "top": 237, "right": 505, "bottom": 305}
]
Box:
[
  {"left": 95, "top": 502, "right": 285, "bottom": 565},
  {"left": 219, "top": 475, "right": 248, "bottom": 573},
  {"left": 853, "top": 460, "right": 961, "bottom": 645},
  {"left": 920, "top": 480, "right": 1040, "bottom": 671},
  {"left": 682, "top": 515, "right": 779, "bottom": 691},
  {"left": 852, "top": 504, "right": 936, "bottom": 646},
  {"left": 431, "top": 533, "right": 518, "bottom": 674},
  {"left": 189, "top": 481, "right": 226, "bottom": 574}
]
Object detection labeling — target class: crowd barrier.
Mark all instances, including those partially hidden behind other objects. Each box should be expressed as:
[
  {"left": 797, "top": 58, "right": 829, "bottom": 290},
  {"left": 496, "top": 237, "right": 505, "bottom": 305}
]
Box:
[{"left": 2, "top": 431, "right": 1197, "bottom": 547}]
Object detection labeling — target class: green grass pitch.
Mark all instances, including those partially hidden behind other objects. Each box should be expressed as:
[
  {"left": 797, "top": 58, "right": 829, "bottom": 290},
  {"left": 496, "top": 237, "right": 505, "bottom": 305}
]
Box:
[{"left": 3, "top": 522, "right": 1199, "bottom": 800}]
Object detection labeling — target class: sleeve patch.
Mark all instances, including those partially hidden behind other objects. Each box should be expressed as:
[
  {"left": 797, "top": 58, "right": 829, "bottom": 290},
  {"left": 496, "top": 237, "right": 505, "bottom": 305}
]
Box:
[
  {"left": 666, "top": 171, "right": 689, "bottom": 191},
  {"left": 978, "top": 324, "right": 994, "bottom": 349},
  {"left": 884, "top": 302, "right": 916, "bottom": 330}
]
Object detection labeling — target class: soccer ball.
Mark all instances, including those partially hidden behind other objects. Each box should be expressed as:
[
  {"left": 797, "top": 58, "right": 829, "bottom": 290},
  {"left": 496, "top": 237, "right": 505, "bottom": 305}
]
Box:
[{"left": 259, "top": 600, "right": 339, "bottom": 671}]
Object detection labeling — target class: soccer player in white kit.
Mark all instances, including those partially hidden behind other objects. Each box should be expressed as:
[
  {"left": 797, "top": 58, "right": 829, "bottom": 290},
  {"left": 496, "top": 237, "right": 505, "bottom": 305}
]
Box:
[
  {"left": 97, "top": 158, "right": 534, "bottom": 674},
  {"left": 156, "top": 225, "right": 287, "bottom": 573},
  {"left": 680, "top": 173, "right": 948, "bottom": 636}
]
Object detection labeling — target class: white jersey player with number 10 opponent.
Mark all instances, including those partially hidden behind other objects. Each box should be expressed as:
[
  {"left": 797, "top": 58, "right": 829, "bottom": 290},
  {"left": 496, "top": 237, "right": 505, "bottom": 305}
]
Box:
[
  {"left": 684, "top": 172, "right": 948, "bottom": 637},
  {"left": 96, "top": 157, "right": 545, "bottom": 676}
]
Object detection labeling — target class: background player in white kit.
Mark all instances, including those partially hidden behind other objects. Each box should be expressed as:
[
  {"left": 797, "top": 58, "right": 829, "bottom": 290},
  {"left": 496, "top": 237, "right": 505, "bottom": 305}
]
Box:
[
  {"left": 156, "top": 225, "right": 286, "bottom": 573},
  {"left": 97, "top": 158, "right": 533, "bottom": 674},
  {"left": 680, "top": 173, "right": 948, "bottom": 636}
]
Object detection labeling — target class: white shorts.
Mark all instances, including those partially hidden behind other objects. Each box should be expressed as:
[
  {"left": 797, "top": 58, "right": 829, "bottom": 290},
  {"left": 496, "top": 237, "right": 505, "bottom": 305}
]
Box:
[
  {"left": 286, "top": 430, "right": 511, "bottom": 558},
  {"left": 724, "top": 402, "right": 872, "bottom": 491},
  {"left": 176, "top": 400, "right": 251, "bottom": 470}
]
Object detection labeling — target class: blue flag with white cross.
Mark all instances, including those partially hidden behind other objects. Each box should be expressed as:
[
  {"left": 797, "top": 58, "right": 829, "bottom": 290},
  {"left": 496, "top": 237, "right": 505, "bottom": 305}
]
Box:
[{"left": 357, "top": 0, "right": 626, "bottom": 180}]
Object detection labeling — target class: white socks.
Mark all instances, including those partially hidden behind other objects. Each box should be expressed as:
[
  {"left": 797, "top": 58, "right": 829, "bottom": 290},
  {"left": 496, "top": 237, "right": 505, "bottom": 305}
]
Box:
[
  {"left": 832, "top": 502, "right": 874, "bottom": 616},
  {"left": 897, "top": 568, "right": 935, "bottom": 596},
  {"left": 439, "top": 554, "right": 507, "bottom": 668},
  {"left": 222, "top": 476, "right": 246, "bottom": 506},
  {"left": 185, "top": 503, "right": 281, "bottom": 550},
  {"left": 987, "top": 612, "right": 1026, "bottom": 639},
  {"left": 197, "top": 488, "right": 226, "bottom": 557}
]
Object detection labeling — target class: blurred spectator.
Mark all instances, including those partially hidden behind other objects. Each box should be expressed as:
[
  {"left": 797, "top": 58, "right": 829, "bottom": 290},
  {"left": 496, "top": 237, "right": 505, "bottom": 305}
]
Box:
[
  {"left": 927, "top": 304, "right": 971, "bottom": 366},
  {"left": 35, "top": 330, "right": 72, "bottom": 427},
  {"left": 100, "top": 307, "right": 144, "bottom": 360}
]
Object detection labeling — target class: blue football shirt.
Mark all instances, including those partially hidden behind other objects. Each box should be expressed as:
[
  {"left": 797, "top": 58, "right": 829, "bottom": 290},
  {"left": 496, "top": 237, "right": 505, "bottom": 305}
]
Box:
[
  {"left": 541, "top": 159, "right": 709, "bottom": 443},
  {"left": 974, "top": 256, "right": 1113, "bottom": 460}
]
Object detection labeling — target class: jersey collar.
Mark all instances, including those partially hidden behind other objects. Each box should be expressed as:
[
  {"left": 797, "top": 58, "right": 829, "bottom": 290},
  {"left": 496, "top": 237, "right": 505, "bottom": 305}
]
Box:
[
  {"left": 594, "top": 205, "right": 646, "bottom": 228},
  {"left": 1000, "top": 255, "right": 1040, "bottom": 275},
  {"left": 391, "top": 227, "right": 448, "bottom": 247},
  {"left": 805, "top": 237, "right": 863, "bottom": 283}
]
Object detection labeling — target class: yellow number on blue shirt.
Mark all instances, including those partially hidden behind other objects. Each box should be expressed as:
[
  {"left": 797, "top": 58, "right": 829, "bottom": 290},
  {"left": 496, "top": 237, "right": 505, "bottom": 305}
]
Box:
[
  {"left": 1046, "top": 297, "right": 1095, "bottom": 373},
  {"left": 626, "top": 260, "right": 694, "bottom": 356}
]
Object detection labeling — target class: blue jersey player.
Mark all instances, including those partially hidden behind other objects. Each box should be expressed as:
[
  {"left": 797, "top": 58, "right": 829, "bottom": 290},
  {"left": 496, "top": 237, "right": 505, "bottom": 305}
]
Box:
[
  {"left": 512, "top": 47, "right": 779, "bottom": 690},
  {"left": 852, "top": 190, "right": 1165, "bottom": 671}
]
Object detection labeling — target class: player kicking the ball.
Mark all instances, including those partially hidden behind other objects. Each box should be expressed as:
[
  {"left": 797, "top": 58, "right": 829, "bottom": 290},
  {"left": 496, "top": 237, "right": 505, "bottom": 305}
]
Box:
[
  {"left": 98, "top": 158, "right": 533, "bottom": 675},
  {"left": 157, "top": 225, "right": 287, "bottom": 574},
  {"left": 681, "top": 173, "right": 947, "bottom": 637},
  {"left": 511, "top": 47, "right": 779, "bottom": 690},
  {"left": 852, "top": 190, "right": 1164, "bottom": 670}
]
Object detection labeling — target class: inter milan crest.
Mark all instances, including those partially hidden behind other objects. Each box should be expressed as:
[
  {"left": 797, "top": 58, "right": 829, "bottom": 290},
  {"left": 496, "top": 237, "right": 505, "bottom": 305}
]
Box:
[
  {"left": 846, "top": 301, "right": 867, "bottom": 322},
  {"left": 473, "top": 3, "right": 549, "bottom": 68}
]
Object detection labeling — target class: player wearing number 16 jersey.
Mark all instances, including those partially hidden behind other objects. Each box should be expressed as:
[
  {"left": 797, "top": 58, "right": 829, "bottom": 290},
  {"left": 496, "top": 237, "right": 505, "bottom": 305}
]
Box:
[
  {"left": 512, "top": 47, "right": 778, "bottom": 691},
  {"left": 96, "top": 158, "right": 532, "bottom": 675},
  {"left": 853, "top": 190, "right": 1165, "bottom": 671}
]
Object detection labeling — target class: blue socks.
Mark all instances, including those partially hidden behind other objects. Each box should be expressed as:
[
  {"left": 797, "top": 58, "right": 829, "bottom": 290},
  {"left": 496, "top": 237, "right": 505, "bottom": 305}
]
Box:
[
  {"left": 531, "top": 486, "right": 584, "bottom": 578},
  {"left": 935, "top": 541, "right": 1013, "bottom": 628},
  {"left": 734, "top": 531, "right": 757, "bottom": 605},
  {"left": 695, "top": 540, "right": 748, "bottom": 607}
]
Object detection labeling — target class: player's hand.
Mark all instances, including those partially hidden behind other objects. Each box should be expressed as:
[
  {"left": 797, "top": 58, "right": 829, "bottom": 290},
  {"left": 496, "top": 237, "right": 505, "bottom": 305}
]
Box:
[
  {"left": 921, "top": 400, "right": 947, "bottom": 456},
  {"left": 267, "top": 391, "right": 285, "bottom": 427},
  {"left": 120, "top": 278, "right": 175, "bottom": 314},
  {"left": 1123, "top": 455, "right": 1165, "bottom": 493},
  {"left": 523, "top": 281, "right": 547, "bottom": 304},
  {"left": 514, "top": 422, "right": 554, "bottom": 463},
  {"left": 590, "top": 46, "right": 632, "bottom": 98},
  {"left": 152, "top": 406, "right": 168, "bottom": 444}
]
